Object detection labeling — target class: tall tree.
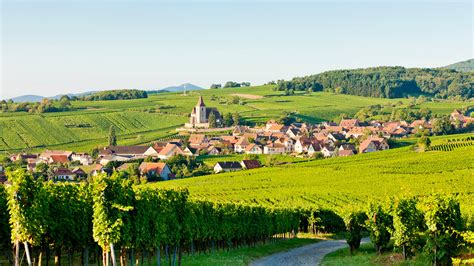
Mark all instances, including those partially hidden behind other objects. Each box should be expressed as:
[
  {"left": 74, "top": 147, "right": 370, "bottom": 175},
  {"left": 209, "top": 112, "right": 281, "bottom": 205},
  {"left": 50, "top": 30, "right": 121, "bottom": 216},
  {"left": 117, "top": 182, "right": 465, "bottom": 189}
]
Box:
[
  {"left": 232, "top": 112, "right": 240, "bottom": 126},
  {"left": 223, "top": 113, "right": 233, "bottom": 127},
  {"left": 108, "top": 126, "right": 117, "bottom": 146},
  {"left": 208, "top": 112, "right": 217, "bottom": 128}
]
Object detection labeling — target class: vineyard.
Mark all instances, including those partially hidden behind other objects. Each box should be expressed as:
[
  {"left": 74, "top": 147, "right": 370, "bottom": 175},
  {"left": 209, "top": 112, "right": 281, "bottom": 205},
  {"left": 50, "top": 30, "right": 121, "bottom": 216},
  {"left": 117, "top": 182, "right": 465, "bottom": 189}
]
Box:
[
  {"left": 0, "top": 170, "right": 338, "bottom": 265},
  {"left": 1, "top": 85, "right": 469, "bottom": 152},
  {"left": 428, "top": 136, "right": 474, "bottom": 151},
  {"left": 153, "top": 135, "right": 474, "bottom": 215}
]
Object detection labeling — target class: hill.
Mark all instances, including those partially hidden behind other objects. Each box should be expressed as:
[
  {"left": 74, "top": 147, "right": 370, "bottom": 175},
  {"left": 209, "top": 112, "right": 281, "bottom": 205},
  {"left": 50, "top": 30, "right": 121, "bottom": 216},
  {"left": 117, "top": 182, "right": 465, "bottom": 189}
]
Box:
[
  {"left": 444, "top": 58, "right": 474, "bottom": 72},
  {"left": 276, "top": 66, "right": 473, "bottom": 99},
  {"left": 153, "top": 134, "right": 474, "bottom": 215},
  {"left": 9, "top": 94, "right": 45, "bottom": 103},
  {"left": 149, "top": 83, "right": 205, "bottom": 94},
  {"left": 0, "top": 85, "right": 469, "bottom": 152}
]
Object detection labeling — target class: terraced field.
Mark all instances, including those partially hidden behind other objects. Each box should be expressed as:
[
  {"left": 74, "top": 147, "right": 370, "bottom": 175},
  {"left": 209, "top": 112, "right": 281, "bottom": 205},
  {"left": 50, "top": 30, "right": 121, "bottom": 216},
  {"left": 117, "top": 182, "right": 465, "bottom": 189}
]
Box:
[
  {"left": 153, "top": 134, "right": 474, "bottom": 215},
  {"left": 0, "top": 85, "right": 470, "bottom": 152}
]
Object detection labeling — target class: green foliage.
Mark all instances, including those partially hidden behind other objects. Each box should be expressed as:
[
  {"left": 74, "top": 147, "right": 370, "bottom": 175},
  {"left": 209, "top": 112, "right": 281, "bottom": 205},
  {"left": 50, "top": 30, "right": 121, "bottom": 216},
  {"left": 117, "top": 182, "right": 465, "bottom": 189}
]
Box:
[
  {"left": 92, "top": 172, "right": 134, "bottom": 250},
  {"left": 355, "top": 104, "right": 432, "bottom": 122},
  {"left": 108, "top": 125, "right": 117, "bottom": 146},
  {"left": 392, "top": 198, "right": 425, "bottom": 259},
  {"left": 422, "top": 195, "right": 465, "bottom": 265},
  {"left": 276, "top": 66, "right": 473, "bottom": 99},
  {"left": 365, "top": 203, "right": 393, "bottom": 255},
  {"left": 417, "top": 136, "right": 431, "bottom": 152},
  {"left": 232, "top": 112, "right": 241, "bottom": 126},
  {"left": 223, "top": 112, "right": 234, "bottom": 127},
  {"left": 82, "top": 89, "right": 148, "bottom": 101},
  {"left": 0, "top": 186, "right": 11, "bottom": 252},
  {"left": 431, "top": 116, "right": 454, "bottom": 135},
  {"left": 344, "top": 211, "right": 368, "bottom": 254},
  {"left": 208, "top": 112, "right": 217, "bottom": 128}
]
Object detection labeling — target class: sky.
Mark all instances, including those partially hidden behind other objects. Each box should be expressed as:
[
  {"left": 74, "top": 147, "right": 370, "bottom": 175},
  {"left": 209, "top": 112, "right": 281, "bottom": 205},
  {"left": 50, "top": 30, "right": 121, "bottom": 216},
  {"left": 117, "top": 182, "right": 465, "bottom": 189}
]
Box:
[{"left": 1, "top": 0, "right": 473, "bottom": 99}]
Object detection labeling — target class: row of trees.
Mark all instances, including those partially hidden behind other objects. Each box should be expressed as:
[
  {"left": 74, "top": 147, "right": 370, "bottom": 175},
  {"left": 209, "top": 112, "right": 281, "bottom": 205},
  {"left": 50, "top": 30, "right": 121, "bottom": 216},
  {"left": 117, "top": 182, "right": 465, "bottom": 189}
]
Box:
[
  {"left": 81, "top": 90, "right": 148, "bottom": 101},
  {"left": 1, "top": 170, "right": 300, "bottom": 265},
  {"left": 210, "top": 82, "right": 251, "bottom": 89},
  {"left": 275, "top": 67, "right": 473, "bottom": 99},
  {"left": 345, "top": 196, "right": 471, "bottom": 265},
  {"left": 0, "top": 97, "right": 72, "bottom": 113}
]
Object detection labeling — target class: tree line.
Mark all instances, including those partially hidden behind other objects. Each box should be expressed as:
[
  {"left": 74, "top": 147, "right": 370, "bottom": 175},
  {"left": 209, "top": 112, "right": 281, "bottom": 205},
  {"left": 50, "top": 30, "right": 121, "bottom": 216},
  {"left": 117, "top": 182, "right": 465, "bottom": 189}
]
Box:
[
  {"left": 275, "top": 67, "right": 473, "bottom": 99},
  {"left": 210, "top": 82, "right": 251, "bottom": 89},
  {"left": 80, "top": 90, "right": 148, "bottom": 101}
]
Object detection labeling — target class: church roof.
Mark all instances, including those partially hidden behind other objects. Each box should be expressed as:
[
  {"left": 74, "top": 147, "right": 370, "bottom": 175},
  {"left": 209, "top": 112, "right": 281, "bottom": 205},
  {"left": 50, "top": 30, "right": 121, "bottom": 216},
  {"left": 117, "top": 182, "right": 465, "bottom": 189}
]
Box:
[{"left": 197, "top": 96, "right": 206, "bottom": 107}]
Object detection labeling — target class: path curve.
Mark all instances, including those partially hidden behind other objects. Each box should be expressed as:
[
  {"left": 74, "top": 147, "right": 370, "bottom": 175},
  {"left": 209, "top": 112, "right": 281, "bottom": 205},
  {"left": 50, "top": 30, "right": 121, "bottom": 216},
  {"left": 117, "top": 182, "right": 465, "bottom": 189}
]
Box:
[{"left": 250, "top": 237, "right": 370, "bottom": 266}]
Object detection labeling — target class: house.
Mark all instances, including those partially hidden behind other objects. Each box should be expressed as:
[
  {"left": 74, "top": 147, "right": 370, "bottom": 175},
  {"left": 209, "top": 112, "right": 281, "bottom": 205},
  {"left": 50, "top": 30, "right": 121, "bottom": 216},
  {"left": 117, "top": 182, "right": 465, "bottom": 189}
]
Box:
[
  {"left": 54, "top": 167, "right": 76, "bottom": 181},
  {"left": 339, "top": 143, "right": 356, "bottom": 153},
  {"left": 185, "top": 96, "right": 221, "bottom": 128},
  {"left": 234, "top": 137, "right": 251, "bottom": 153},
  {"left": 9, "top": 153, "right": 38, "bottom": 162},
  {"left": 213, "top": 161, "right": 242, "bottom": 173},
  {"left": 450, "top": 110, "right": 464, "bottom": 122},
  {"left": 275, "top": 137, "right": 294, "bottom": 153},
  {"left": 307, "top": 143, "right": 321, "bottom": 155},
  {"left": 116, "top": 163, "right": 134, "bottom": 172},
  {"left": 241, "top": 160, "right": 261, "bottom": 170},
  {"left": 91, "top": 164, "right": 108, "bottom": 176},
  {"left": 188, "top": 134, "right": 208, "bottom": 148},
  {"left": 263, "top": 143, "right": 286, "bottom": 155},
  {"left": 138, "top": 162, "right": 174, "bottom": 181},
  {"left": 286, "top": 128, "right": 301, "bottom": 139},
  {"left": 72, "top": 167, "right": 87, "bottom": 178},
  {"left": 39, "top": 150, "right": 72, "bottom": 164},
  {"left": 99, "top": 154, "right": 132, "bottom": 166},
  {"left": 359, "top": 137, "right": 390, "bottom": 153},
  {"left": 245, "top": 143, "right": 263, "bottom": 154},
  {"left": 158, "top": 143, "right": 185, "bottom": 160},
  {"left": 71, "top": 153, "right": 94, "bottom": 165},
  {"left": 99, "top": 145, "right": 158, "bottom": 158},
  {"left": 321, "top": 145, "right": 335, "bottom": 157},
  {"left": 206, "top": 145, "right": 221, "bottom": 155},
  {"left": 328, "top": 132, "right": 346, "bottom": 142},
  {"left": 340, "top": 119, "right": 360, "bottom": 128},
  {"left": 294, "top": 137, "right": 312, "bottom": 153}
]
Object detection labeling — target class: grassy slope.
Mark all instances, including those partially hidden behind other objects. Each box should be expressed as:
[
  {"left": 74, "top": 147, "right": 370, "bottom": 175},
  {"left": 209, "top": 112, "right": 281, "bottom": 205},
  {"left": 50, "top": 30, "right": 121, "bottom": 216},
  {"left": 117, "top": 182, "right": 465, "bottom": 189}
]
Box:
[
  {"left": 0, "top": 85, "right": 469, "bottom": 152},
  {"left": 152, "top": 133, "right": 474, "bottom": 215}
]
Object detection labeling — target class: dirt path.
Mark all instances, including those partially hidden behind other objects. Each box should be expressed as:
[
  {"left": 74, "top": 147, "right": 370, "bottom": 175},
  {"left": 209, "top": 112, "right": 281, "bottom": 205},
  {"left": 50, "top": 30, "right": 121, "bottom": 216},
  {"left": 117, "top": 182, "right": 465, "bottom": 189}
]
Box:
[
  {"left": 230, "top": 93, "right": 264, "bottom": 99},
  {"left": 250, "top": 238, "right": 370, "bottom": 266}
]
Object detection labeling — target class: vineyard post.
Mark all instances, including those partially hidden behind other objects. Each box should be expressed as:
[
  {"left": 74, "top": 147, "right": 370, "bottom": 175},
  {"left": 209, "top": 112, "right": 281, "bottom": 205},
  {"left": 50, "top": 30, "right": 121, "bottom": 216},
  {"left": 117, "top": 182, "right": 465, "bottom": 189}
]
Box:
[
  {"left": 24, "top": 242, "right": 32, "bottom": 266},
  {"left": 110, "top": 243, "right": 116, "bottom": 266},
  {"left": 14, "top": 240, "right": 19, "bottom": 266}
]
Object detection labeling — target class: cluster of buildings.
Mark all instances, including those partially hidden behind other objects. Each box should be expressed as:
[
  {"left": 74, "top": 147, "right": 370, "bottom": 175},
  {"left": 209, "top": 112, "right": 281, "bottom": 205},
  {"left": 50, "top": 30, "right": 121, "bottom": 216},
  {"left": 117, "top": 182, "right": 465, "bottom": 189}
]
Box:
[{"left": 1, "top": 96, "right": 470, "bottom": 182}]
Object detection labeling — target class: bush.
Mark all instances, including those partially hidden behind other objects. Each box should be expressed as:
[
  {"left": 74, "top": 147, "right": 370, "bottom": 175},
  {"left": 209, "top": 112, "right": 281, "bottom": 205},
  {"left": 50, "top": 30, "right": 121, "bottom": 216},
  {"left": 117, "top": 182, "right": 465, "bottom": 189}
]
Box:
[{"left": 345, "top": 211, "right": 368, "bottom": 254}]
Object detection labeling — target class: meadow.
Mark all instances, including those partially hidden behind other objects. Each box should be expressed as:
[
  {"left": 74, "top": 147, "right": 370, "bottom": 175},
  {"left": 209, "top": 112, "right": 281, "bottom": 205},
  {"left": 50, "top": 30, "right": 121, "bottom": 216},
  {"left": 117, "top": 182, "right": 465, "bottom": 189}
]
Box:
[
  {"left": 152, "top": 133, "right": 474, "bottom": 215},
  {"left": 0, "top": 85, "right": 469, "bottom": 152}
]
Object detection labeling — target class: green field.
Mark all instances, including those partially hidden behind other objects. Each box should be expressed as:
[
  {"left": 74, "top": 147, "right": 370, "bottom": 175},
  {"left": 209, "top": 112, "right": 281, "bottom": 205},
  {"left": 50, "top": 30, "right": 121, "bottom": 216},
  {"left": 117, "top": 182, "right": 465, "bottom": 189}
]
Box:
[
  {"left": 152, "top": 133, "right": 474, "bottom": 215},
  {"left": 0, "top": 85, "right": 469, "bottom": 152}
]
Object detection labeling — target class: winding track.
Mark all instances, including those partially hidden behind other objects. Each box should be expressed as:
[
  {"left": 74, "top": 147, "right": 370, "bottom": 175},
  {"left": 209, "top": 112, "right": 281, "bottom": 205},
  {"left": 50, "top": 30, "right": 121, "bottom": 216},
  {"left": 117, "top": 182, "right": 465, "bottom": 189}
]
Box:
[{"left": 250, "top": 238, "right": 370, "bottom": 266}]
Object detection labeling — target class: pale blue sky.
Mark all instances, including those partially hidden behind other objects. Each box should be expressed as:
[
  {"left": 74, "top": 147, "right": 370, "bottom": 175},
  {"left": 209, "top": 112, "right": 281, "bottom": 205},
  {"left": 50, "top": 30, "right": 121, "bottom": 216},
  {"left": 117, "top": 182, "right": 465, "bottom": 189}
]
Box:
[{"left": 1, "top": 0, "right": 473, "bottom": 99}]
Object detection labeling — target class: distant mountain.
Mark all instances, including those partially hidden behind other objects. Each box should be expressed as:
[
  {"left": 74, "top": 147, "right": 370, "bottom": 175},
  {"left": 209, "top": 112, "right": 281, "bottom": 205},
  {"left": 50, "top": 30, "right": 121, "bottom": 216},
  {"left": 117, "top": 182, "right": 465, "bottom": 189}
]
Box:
[
  {"left": 159, "top": 83, "right": 204, "bottom": 93},
  {"left": 9, "top": 95, "right": 45, "bottom": 103},
  {"left": 443, "top": 59, "right": 474, "bottom": 72},
  {"left": 8, "top": 91, "right": 98, "bottom": 103}
]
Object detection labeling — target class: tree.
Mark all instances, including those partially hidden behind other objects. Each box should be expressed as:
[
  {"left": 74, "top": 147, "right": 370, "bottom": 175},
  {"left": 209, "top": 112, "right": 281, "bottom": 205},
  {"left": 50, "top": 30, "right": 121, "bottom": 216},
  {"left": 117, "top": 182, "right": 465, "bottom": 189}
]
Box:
[
  {"left": 345, "top": 211, "right": 368, "bottom": 254},
  {"left": 208, "top": 112, "right": 217, "bottom": 128},
  {"left": 423, "top": 195, "right": 465, "bottom": 265},
  {"left": 210, "top": 84, "right": 221, "bottom": 89},
  {"left": 366, "top": 203, "right": 393, "bottom": 255},
  {"left": 432, "top": 116, "right": 453, "bottom": 135},
  {"left": 417, "top": 136, "right": 431, "bottom": 152},
  {"left": 223, "top": 112, "right": 233, "bottom": 127},
  {"left": 392, "top": 198, "right": 424, "bottom": 260},
  {"left": 232, "top": 112, "right": 240, "bottom": 126},
  {"left": 224, "top": 81, "right": 240, "bottom": 88},
  {"left": 108, "top": 125, "right": 117, "bottom": 146}
]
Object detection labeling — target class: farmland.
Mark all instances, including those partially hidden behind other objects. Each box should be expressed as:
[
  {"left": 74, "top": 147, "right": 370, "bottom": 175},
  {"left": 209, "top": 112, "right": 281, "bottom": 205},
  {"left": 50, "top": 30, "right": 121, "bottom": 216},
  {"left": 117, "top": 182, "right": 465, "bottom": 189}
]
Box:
[
  {"left": 0, "top": 85, "right": 470, "bottom": 152},
  {"left": 152, "top": 133, "right": 474, "bottom": 215}
]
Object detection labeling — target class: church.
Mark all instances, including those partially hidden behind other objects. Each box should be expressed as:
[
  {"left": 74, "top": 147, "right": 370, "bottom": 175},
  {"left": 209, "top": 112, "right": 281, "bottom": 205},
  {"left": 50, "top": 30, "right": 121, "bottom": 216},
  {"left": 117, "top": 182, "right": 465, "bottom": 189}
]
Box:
[{"left": 185, "top": 96, "right": 221, "bottom": 128}]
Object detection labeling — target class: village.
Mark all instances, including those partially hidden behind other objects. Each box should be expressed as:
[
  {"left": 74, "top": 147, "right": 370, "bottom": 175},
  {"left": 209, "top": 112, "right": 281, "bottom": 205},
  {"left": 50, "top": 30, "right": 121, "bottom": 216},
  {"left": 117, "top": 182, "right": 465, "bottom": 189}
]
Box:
[{"left": 1, "top": 97, "right": 472, "bottom": 183}]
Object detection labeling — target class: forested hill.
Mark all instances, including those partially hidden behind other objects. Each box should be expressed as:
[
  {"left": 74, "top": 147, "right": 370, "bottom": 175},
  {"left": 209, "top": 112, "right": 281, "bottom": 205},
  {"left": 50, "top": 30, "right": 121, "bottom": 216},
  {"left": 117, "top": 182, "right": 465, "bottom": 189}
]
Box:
[
  {"left": 275, "top": 67, "right": 473, "bottom": 99},
  {"left": 444, "top": 59, "right": 474, "bottom": 72}
]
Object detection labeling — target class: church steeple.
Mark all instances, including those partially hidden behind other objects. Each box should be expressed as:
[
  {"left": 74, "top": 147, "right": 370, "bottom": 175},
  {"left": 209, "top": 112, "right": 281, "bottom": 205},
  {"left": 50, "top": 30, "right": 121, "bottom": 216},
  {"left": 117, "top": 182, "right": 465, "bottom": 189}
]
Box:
[{"left": 197, "top": 95, "right": 205, "bottom": 107}]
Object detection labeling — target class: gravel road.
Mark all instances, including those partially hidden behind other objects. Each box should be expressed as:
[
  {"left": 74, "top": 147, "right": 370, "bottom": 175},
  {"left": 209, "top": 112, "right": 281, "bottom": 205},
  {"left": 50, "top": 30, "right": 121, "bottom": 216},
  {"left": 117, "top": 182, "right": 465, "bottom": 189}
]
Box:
[{"left": 250, "top": 238, "right": 370, "bottom": 266}]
